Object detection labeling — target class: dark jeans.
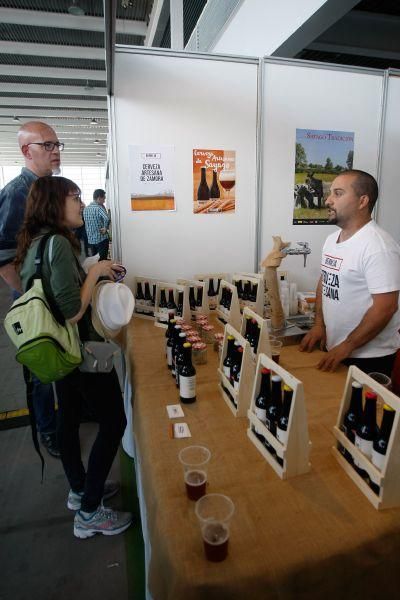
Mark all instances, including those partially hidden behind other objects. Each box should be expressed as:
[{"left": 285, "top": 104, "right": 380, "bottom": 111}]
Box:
[
  {"left": 91, "top": 238, "right": 109, "bottom": 261},
  {"left": 342, "top": 352, "right": 397, "bottom": 377},
  {"left": 55, "top": 367, "right": 126, "bottom": 512}
]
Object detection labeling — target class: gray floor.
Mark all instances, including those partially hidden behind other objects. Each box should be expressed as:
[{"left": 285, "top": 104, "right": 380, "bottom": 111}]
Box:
[{"left": 0, "top": 278, "right": 130, "bottom": 600}]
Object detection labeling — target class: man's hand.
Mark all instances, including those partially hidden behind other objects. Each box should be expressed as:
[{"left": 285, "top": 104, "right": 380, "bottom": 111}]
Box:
[
  {"left": 317, "top": 339, "right": 354, "bottom": 372},
  {"left": 299, "top": 324, "right": 326, "bottom": 353},
  {"left": 99, "top": 227, "right": 107, "bottom": 235}
]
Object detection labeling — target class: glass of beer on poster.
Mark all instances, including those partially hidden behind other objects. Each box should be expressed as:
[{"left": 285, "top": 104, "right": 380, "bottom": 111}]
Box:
[
  {"left": 178, "top": 445, "right": 211, "bottom": 501},
  {"left": 195, "top": 493, "right": 235, "bottom": 562},
  {"left": 218, "top": 170, "right": 236, "bottom": 199}
]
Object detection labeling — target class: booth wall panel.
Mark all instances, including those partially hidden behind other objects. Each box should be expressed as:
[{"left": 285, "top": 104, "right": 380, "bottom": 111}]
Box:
[
  {"left": 113, "top": 51, "right": 258, "bottom": 284},
  {"left": 261, "top": 61, "right": 384, "bottom": 291}
]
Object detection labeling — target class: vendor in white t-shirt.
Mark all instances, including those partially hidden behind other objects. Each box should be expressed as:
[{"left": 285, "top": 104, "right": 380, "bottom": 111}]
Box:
[{"left": 300, "top": 169, "right": 400, "bottom": 375}]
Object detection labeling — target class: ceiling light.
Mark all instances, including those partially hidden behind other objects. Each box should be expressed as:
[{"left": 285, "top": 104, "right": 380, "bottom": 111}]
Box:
[
  {"left": 84, "top": 80, "right": 94, "bottom": 91},
  {"left": 90, "top": 118, "right": 98, "bottom": 125},
  {"left": 96, "top": 153, "right": 102, "bottom": 157},
  {"left": 68, "top": 1, "right": 85, "bottom": 16},
  {"left": 94, "top": 139, "right": 100, "bottom": 144},
  {"left": 12, "top": 115, "right": 20, "bottom": 123}
]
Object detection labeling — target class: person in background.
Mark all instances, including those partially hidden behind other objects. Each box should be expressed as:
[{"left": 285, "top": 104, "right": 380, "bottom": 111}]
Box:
[
  {"left": 83, "top": 189, "right": 109, "bottom": 260},
  {"left": 15, "top": 176, "right": 131, "bottom": 539},
  {"left": 300, "top": 169, "right": 400, "bottom": 376},
  {"left": 0, "top": 121, "right": 63, "bottom": 457}
]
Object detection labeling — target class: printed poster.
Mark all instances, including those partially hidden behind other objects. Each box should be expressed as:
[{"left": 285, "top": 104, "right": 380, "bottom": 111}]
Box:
[
  {"left": 129, "top": 145, "right": 175, "bottom": 211},
  {"left": 193, "top": 149, "right": 236, "bottom": 214},
  {"left": 293, "top": 129, "right": 355, "bottom": 225}
]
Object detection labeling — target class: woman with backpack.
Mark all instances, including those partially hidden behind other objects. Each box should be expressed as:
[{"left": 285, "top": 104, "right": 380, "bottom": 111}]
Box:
[{"left": 15, "top": 176, "right": 132, "bottom": 539}]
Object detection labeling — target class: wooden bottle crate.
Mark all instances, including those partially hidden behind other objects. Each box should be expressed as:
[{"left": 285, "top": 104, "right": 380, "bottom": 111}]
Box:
[
  {"left": 240, "top": 307, "right": 272, "bottom": 363},
  {"left": 217, "top": 323, "right": 256, "bottom": 418},
  {"left": 176, "top": 279, "right": 208, "bottom": 317},
  {"left": 332, "top": 365, "right": 400, "bottom": 510},
  {"left": 154, "top": 282, "right": 191, "bottom": 328},
  {"left": 194, "top": 272, "right": 229, "bottom": 311},
  {"left": 232, "top": 273, "right": 264, "bottom": 317},
  {"left": 132, "top": 276, "right": 158, "bottom": 320},
  {"left": 247, "top": 353, "right": 311, "bottom": 479},
  {"left": 216, "top": 279, "right": 241, "bottom": 331}
]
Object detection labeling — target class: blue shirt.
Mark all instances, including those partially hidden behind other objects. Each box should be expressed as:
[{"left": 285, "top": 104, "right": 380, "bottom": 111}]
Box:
[
  {"left": 0, "top": 167, "right": 37, "bottom": 267},
  {"left": 83, "top": 202, "right": 110, "bottom": 245}
]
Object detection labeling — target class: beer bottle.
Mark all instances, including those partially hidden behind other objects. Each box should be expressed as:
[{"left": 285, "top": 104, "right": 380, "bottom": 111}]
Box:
[
  {"left": 175, "top": 332, "right": 187, "bottom": 388},
  {"left": 223, "top": 335, "right": 236, "bottom": 378},
  {"left": 179, "top": 343, "right": 196, "bottom": 404},
  {"left": 254, "top": 368, "right": 271, "bottom": 444},
  {"left": 189, "top": 286, "right": 196, "bottom": 311},
  {"left": 196, "top": 286, "right": 203, "bottom": 309},
  {"left": 276, "top": 385, "right": 293, "bottom": 445},
  {"left": 235, "top": 279, "right": 244, "bottom": 299},
  {"left": 135, "top": 281, "right": 145, "bottom": 301},
  {"left": 354, "top": 391, "right": 378, "bottom": 479},
  {"left": 370, "top": 403, "right": 395, "bottom": 494},
  {"left": 166, "top": 318, "right": 177, "bottom": 370},
  {"left": 249, "top": 319, "right": 259, "bottom": 352},
  {"left": 197, "top": 167, "right": 210, "bottom": 202},
  {"left": 209, "top": 169, "right": 220, "bottom": 200},
  {"left": 231, "top": 347, "right": 243, "bottom": 395},
  {"left": 159, "top": 288, "right": 168, "bottom": 321},
  {"left": 226, "top": 288, "right": 232, "bottom": 311},
  {"left": 216, "top": 278, "right": 221, "bottom": 296},
  {"left": 151, "top": 284, "right": 156, "bottom": 307},
  {"left": 171, "top": 324, "right": 182, "bottom": 378},
  {"left": 176, "top": 291, "right": 184, "bottom": 317},
  {"left": 266, "top": 375, "right": 282, "bottom": 438},
  {"left": 244, "top": 315, "right": 252, "bottom": 341},
  {"left": 208, "top": 278, "right": 216, "bottom": 296},
  {"left": 144, "top": 281, "right": 152, "bottom": 305},
  {"left": 340, "top": 381, "right": 363, "bottom": 464},
  {"left": 167, "top": 289, "right": 177, "bottom": 316},
  {"left": 242, "top": 281, "right": 250, "bottom": 303},
  {"left": 250, "top": 283, "right": 258, "bottom": 303}
]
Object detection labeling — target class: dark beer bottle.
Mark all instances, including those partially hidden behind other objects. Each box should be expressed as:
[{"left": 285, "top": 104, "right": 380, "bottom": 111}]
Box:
[
  {"left": 176, "top": 291, "right": 184, "bottom": 317},
  {"left": 189, "top": 286, "right": 196, "bottom": 311},
  {"left": 171, "top": 325, "right": 182, "bottom": 378},
  {"left": 266, "top": 375, "right": 282, "bottom": 438},
  {"left": 216, "top": 278, "right": 221, "bottom": 296},
  {"left": 151, "top": 284, "right": 156, "bottom": 307},
  {"left": 167, "top": 289, "right": 177, "bottom": 316},
  {"left": 340, "top": 381, "right": 363, "bottom": 464},
  {"left": 276, "top": 385, "right": 293, "bottom": 445},
  {"left": 209, "top": 169, "right": 220, "bottom": 200},
  {"left": 250, "top": 283, "right": 258, "bottom": 303},
  {"left": 254, "top": 368, "right": 271, "bottom": 444},
  {"left": 242, "top": 281, "right": 250, "bottom": 302},
  {"left": 223, "top": 335, "right": 236, "bottom": 378},
  {"left": 175, "top": 332, "right": 187, "bottom": 388},
  {"left": 226, "top": 288, "right": 232, "bottom": 311},
  {"left": 244, "top": 315, "right": 252, "bottom": 341},
  {"left": 144, "top": 281, "right": 152, "bottom": 305},
  {"left": 196, "top": 286, "right": 203, "bottom": 309},
  {"left": 135, "top": 281, "right": 145, "bottom": 301},
  {"left": 179, "top": 343, "right": 196, "bottom": 404},
  {"left": 370, "top": 403, "right": 395, "bottom": 494},
  {"left": 231, "top": 347, "right": 243, "bottom": 395},
  {"left": 236, "top": 279, "right": 244, "bottom": 299},
  {"left": 166, "top": 318, "right": 177, "bottom": 370},
  {"left": 354, "top": 391, "right": 378, "bottom": 479},
  {"left": 197, "top": 167, "right": 210, "bottom": 201},
  {"left": 249, "top": 319, "right": 259, "bottom": 352},
  {"left": 207, "top": 278, "right": 216, "bottom": 297}
]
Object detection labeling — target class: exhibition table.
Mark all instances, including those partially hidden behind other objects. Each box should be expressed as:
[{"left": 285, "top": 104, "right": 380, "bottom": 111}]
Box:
[{"left": 125, "top": 318, "right": 400, "bottom": 600}]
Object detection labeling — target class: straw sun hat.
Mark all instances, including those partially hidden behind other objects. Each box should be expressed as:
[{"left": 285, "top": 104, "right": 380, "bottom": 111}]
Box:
[{"left": 91, "top": 280, "right": 135, "bottom": 339}]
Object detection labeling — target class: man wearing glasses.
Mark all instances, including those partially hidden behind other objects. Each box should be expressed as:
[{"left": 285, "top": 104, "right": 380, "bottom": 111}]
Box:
[{"left": 0, "top": 121, "right": 63, "bottom": 458}]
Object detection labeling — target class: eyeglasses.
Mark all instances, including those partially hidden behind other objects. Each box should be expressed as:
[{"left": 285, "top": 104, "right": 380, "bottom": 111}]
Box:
[
  {"left": 26, "top": 141, "right": 65, "bottom": 152},
  {"left": 68, "top": 193, "right": 82, "bottom": 202}
]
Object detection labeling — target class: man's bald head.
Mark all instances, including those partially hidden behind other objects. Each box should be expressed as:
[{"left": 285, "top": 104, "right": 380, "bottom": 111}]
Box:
[{"left": 17, "top": 121, "right": 61, "bottom": 176}]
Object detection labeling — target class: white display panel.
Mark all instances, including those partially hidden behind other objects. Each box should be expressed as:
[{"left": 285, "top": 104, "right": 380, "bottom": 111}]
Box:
[
  {"left": 112, "top": 49, "right": 258, "bottom": 285},
  {"left": 376, "top": 73, "right": 400, "bottom": 243},
  {"left": 260, "top": 60, "right": 384, "bottom": 292}
]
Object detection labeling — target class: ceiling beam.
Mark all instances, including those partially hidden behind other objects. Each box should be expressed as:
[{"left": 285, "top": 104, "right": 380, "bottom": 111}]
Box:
[
  {"left": 0, "top": 65, "right": 106, "bottom": 81},
  {"left": 0, "top": 83, "right": 107, "bottom": 97},
  {"left": 0, "top": 97, "right": 107, "bottom": 109},
  {"left": 104, "top": 0, "right": 117, "bottom": 97},
  {"left": 0, "top": 108, "right": 107, "bottom": 118},
  {"left": 0, "top": 121, "right": 108, "bottom": 130},
  {"left": 145, "top": 0, "right": 165, "bottom": 47},
  {"left": 0, "top": 40, "right": 105, "bottom": 60},
  {"left": 0, "top": 8, "right": 147, "bottom": 36}
]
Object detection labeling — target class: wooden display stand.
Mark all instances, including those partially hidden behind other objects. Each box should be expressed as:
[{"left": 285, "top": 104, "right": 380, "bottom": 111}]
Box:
[
  {"left": 217, "top": 323, "right": 256, "bottom": 418},
  {"left": 247, "top": 353, "right": 311, "bottom": 479},
  {"left": 194, "top": 272, "right": 228, "bottom": 311},
  {"left": 176, "top": 279, "right": 208, "bottom": 318},
  {"left": 232, "top": 273, "right": 264, "bottom": 316},
  {"left": 132, "top": 276, "right": 158, "bottom": 320},
  {"left": 332, "top": 366, "right": 400, "bottom": 510},
  {"left": 154, "top": 282, "right": 191, "bottom": 328},
  {"left": 216, "top": 280, "right": 241, "bottom": 331},
  {"left": 240, "top": 307, "right": 272, "bottom": 362}
]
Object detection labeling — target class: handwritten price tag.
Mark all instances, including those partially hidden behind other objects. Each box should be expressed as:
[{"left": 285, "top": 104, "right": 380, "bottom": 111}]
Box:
[{"left": 166, "top": 404, "right": 185, "bottom": 419}]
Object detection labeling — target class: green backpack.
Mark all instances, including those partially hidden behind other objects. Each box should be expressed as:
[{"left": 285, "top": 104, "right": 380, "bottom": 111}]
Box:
[{"left": 4, "top": 233, "right": 82, "bottom": 383}]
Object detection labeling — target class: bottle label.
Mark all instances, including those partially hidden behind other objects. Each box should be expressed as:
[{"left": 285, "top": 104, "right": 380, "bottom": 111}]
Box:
[
  {"left": 167, "top": 346, "right": 172, "bottom": 367},
  {"left": 276, "top": 426, "right": 288, "bottom": 445},
  {"left": 180, "top": 375, "right": 196, "bottom": 399},
  {"left": 233, "top": 376, "right": 240, "bottom": 391},
  {"left": 223, "top": 365, "right": 230, "bottom": 378},
  {"left": 371, "top": 448, "right": 385, "bottom": 470},
  {"left": 354, "top": 435, "right": 373, "bottom": 467},
  {"left": 255, "top": 407, "right": 266, "bottom": 422}
]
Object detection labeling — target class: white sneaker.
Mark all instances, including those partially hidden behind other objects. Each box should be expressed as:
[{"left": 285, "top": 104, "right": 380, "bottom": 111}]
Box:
[
  {"left": 67, "top": 480, "right": 120, "bottom": 511},
  {"left": 74, "top": 506, "right": 133, "bottom": 539}
]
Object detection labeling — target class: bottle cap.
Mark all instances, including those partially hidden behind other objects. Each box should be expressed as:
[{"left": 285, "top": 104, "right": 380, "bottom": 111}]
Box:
[
  {"left": 271, "top": 375, "right": 282, "bottom": 382},
  {"left": 227, "top": 335, "right": 235, "bottom": 341},
  {"left": 352, "top": 381, "right": 362, "bottom": 388},
  {"left": 261, "top": 368, "right": 271, "bottom": 374},
  {"left": 383, "top": 404, "right": 395, "bottom": 411},
  {"left": 193, "top": 342, "right": 207, "bottom": 350},
  {"left": 365, "top": 391, "right": 378, "bottom": 400},
  {"left": 283, "top": 384, "right": 292, "bottom": 393},
  {"left": 183, "top": 342, "right": 192, "bottom": 349}
]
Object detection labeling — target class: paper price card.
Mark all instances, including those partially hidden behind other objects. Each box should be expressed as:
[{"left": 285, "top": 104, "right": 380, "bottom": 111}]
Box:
[{"left": 166, "top": 404, "right": 185, "bottom": 419}]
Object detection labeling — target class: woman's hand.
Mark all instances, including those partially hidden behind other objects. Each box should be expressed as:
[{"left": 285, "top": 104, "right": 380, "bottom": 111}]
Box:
[{"left": 88, "top": 260, "right": 124, "bottom": 281}]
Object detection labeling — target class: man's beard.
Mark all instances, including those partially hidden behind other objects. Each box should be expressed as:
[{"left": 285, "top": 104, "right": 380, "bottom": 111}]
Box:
[{"left": 52, "top": 166, "right": 61, "bottom": 175}]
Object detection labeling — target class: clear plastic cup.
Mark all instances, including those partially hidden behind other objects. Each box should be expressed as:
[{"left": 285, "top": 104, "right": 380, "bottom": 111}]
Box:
[
  {"left": 270, "top": 339, "right": 283, "bottom": 364},
  {"left": 367, "top": 372, "right": 392, "bottom": 390},
  {"left": 178, "top": 445, "right": 211, "bottom": 501},
  {"left": 195, "top": 493, "right": 235, "bottom": 562}
]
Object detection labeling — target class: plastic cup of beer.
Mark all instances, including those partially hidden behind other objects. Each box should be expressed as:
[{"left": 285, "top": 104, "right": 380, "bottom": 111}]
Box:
[
  {"left": 178, "top": 445, "right": 211, "bottom": 501},
  {"left": 368, "top": 372, "right": 392, "bottom": 390},
  {"left": 270, "top": 340, "right": 283, "bottom": 364},
  {"left": 195, "top": 493, "right": 235, "bottom": 562}
]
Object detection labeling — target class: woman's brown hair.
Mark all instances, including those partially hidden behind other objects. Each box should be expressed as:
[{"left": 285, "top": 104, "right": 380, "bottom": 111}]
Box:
[{"left": 15, "top": 176, "right": 81, "bottom": 269}]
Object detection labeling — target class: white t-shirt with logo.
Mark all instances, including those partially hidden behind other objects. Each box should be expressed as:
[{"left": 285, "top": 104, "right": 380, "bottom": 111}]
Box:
[{"left": 321, "top": 221, "right": 400, "bottom": 358}]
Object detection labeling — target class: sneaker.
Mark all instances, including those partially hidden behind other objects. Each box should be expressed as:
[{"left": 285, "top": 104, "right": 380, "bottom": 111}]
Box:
[
  {"left": 40, "top": 433, "right": 61, "bottom": 459},
  {"left": 67, "top": 480, "right": 120, "bottom": 511},
  {"left": 74, "top": 506, "right": 132, "bottom": 539}
]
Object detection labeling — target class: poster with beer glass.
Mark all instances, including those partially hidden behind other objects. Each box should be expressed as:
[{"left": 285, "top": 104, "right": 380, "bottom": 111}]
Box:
[
  {"left": 193, "top": 149, "right": 236, "bottom": 214},
  {"left": 129, "top": 144, "right": 175, "bottom": 211},
  {"left": 293, "top": 129, "right": 355, "bottom": 225}
]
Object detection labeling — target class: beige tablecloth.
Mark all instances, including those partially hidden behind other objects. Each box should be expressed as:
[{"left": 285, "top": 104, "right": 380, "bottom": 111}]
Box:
[{"left": 126, "top": 317, "right": 400, "bottom": 600}]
